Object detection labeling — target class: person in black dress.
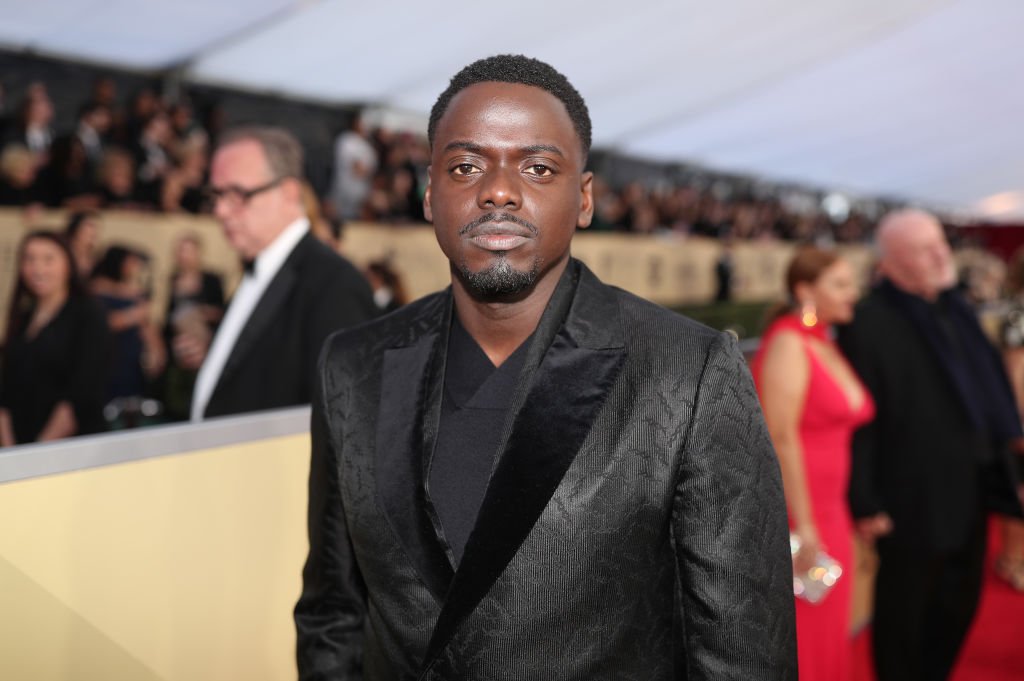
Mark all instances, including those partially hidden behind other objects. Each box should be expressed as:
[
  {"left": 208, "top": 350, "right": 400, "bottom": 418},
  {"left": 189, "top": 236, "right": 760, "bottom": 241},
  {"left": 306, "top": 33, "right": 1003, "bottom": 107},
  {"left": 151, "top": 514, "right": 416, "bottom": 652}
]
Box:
[{"left": 0, "top": 231, "right": 110, "bottom": 445}]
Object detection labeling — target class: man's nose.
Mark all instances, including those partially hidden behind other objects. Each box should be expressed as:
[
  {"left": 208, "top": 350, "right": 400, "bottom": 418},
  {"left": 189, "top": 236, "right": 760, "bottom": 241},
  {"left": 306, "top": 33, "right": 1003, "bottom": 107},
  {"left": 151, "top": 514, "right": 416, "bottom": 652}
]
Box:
[
  {"left": 212, "top": 194, "right": 233, "bottom": 221},
  {"left": 477, "top": 165, "right": 521, "bottom": 210}
]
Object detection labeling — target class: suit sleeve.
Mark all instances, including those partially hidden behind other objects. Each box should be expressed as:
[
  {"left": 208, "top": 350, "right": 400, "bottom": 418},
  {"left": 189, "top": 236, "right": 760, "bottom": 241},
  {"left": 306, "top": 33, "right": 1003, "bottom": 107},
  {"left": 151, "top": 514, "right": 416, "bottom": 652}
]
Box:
[
  {"left": 295, "top": 343, "right": 367, "bottom": 680},
  {"left": 837, "top": 322, "right": 886, "bottom": 519},
  {"left": 672, "top": 332, "right": 797, "bottom": 680}
]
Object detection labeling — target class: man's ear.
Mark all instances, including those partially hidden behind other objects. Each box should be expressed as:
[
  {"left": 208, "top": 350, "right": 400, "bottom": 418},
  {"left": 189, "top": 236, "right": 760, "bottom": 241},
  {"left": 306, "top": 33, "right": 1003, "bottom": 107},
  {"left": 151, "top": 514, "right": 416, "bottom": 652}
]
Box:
[
  {"left": 281, "top": 176, "right": 303, "bottom": 204},
  {"left": 422, "top": 169, "right": 433, "bottom": 223},
  {"left": 577, "top": 171, "right": 594, "bottom": 229}
]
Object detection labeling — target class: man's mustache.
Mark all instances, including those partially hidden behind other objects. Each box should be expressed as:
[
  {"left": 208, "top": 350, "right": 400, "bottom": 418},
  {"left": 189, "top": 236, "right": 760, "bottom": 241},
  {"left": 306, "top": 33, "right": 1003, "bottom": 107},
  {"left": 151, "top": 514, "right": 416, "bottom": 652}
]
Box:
[{"left": 459, "top": 212, "right": 538, "bottom": 237}]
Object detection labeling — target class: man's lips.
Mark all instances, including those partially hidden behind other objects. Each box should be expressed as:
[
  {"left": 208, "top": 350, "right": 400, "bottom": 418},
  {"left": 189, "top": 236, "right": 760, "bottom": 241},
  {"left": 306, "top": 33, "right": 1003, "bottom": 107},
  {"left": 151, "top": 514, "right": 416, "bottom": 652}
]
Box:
[
  {"left": 460, "top": 214, "right": 537, "bottom": 252},
  {"left": 466, "top": 223, "right": 533, "bottom": 251}
]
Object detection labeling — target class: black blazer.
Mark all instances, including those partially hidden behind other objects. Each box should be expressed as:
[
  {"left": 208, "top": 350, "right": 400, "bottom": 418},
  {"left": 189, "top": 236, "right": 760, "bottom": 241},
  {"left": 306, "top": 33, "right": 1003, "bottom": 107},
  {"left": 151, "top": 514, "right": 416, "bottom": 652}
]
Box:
[
  {"left": 295, "top": 260, "right": 796, "bottom": 680},
  {"left": 838, "top": 285, "right": 1024, "bottom": 552},
  {"left": 202, "top": 233, "right": 377, "bottom": 419}
]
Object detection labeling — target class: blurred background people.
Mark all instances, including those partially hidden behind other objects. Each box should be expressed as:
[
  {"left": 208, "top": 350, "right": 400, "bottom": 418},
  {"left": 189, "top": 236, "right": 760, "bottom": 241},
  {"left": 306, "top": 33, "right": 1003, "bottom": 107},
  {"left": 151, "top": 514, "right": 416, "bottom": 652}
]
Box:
[
  {"left": 90, "top": 245, "right": 165, "bottom": 415},
  {"left": 752, "top": 246, "right": 873, "bottom": 681},
  {"left": 838, "top": 210, "right": 1024, "bottom": 681},
  {"left": 0, "top": 231, "right": 110, "bottom": 445},
  {"left": 64, "top": 210, "right": 102, "bottom": 281},
  {"left": 162, "top": 234, "right": 225, "bottom": 421}
]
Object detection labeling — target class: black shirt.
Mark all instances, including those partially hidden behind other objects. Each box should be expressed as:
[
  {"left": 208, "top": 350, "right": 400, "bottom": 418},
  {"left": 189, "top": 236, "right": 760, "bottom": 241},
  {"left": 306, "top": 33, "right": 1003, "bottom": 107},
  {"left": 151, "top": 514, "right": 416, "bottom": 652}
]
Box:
[{"left": 429, "top": 314, "right": 532, "bottom": 565}]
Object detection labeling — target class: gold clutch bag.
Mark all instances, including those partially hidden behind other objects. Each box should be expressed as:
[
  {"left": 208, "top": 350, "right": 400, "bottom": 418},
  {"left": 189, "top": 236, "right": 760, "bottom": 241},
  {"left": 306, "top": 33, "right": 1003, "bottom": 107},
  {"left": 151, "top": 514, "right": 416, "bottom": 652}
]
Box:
[{"left": 789, "top": 533, "right": 843, "bottom": 604}]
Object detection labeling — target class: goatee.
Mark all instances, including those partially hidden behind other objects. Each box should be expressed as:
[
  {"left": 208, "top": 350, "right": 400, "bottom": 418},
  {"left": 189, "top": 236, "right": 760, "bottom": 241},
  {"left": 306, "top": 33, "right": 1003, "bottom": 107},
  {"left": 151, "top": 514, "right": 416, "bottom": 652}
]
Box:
[{"left": 458, "top": 254, "right": 539, "bottom": 300}]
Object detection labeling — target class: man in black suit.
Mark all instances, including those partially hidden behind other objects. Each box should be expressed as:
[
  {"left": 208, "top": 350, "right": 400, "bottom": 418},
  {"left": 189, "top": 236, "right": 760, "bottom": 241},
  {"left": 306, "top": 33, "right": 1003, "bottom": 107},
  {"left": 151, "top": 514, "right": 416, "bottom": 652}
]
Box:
[
  {"left": 294, "top": 55, "right": 796, "bottom": 680},
  {"left": 839, "top": 209, "right": 1024, "bottom": 681},
  {"left": 185, "top": 126, "right": 376, "bottom": 421}
]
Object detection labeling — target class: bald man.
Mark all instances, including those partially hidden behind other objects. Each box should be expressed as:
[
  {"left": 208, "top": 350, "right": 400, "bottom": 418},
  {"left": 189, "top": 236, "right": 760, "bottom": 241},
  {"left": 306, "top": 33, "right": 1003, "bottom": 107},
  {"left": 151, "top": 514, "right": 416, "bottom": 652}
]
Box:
[{"left": 838, "top": 210, "right": 1024, "bottom": 681}]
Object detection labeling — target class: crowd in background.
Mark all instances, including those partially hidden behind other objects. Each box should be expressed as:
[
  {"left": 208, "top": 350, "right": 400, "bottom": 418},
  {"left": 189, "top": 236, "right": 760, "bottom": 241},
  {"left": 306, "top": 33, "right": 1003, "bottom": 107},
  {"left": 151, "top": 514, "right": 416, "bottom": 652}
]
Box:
[{"left": 0, "top": 75, "right": 882, "bottom": 243}]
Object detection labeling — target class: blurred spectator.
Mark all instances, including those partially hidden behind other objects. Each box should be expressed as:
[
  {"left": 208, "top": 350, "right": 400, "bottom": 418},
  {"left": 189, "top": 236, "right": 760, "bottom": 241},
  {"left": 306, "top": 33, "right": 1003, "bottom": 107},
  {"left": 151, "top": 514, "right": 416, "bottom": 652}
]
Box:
[
  {"left": 124, "top": 88, "right": 161, "bottom": 143},
  {"left": 97, "top": 147, "right": 142, "bottom": 209},
  {"left": 64, "top": 210, "right": 102, "bottom": 280},
  {"left": 188, "top": 126, "right": 377, "bottom": 420},
  {"left": 134, "top": 112, "right": 173, "bottom": 205},
  {"left": 90, "top": 245, "right": 166, "bottom": 406},
  {"left": 752, "top": 247, "right": 872, "bottom": 681},
  {"left": 73, "top": 102, "right": 113, "bottom": 167},
  {"left": 89, "top": 75, "right": 118, "bottom": 111},
  {"left": 327, "top": 117, "right": 377, "bottom": 221},
  {"left": 160, "top": 141, "right": 207, "bottom": 213},
  {"left": 714, "top": 239, "right": 735, "bottom": 302},
  {"left": 0, "top": 230, "right": 110, "bottom": 445},
  {"left": 2, "top": 85, "right": 55, "bottom": 160},
  {"left": 364, "top": 258, "right": 409, "bottom": 313},
  {"left": 161, "top": 234, "right": 225, "bottom": 421},
  {"left": 0, "top": 145, "right": 43, "bottom": 206},
  {"left": 169, "top": 101, "right": 208, "bottom": 151},
  {"left": 38, "top": 134, "right": 98, "bottom": 208}
]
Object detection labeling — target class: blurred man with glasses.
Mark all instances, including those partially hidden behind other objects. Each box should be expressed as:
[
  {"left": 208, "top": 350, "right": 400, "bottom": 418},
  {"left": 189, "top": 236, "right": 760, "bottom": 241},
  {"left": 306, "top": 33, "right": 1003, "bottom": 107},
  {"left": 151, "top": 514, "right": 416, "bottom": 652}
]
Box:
[{"left": 183, "top": 126, "right": 376, "bottom": 421}]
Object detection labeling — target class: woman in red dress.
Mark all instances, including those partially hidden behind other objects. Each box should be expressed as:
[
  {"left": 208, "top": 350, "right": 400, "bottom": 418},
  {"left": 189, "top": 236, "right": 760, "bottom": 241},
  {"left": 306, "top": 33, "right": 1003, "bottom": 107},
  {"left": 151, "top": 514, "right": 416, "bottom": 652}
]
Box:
[{"left": 752, "top": 247, "right": 875, "bottom": 681}]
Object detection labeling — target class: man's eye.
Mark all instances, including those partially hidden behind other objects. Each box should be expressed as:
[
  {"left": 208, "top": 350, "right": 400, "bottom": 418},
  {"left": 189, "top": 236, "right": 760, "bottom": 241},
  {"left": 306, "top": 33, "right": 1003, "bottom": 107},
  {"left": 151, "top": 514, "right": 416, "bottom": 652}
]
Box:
[
  {"left": 452, "top": 163, "right": 478, "bottom": 175},
  {"left": 525, "top": 164, "right": 553, "bottom": 177}
]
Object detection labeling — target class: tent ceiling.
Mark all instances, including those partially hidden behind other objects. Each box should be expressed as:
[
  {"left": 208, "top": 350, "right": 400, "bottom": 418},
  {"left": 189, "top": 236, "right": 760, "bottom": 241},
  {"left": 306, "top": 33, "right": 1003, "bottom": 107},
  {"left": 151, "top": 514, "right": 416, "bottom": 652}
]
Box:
[{"left": 1, "top": 0, "right": 1021, "bottom": 219}]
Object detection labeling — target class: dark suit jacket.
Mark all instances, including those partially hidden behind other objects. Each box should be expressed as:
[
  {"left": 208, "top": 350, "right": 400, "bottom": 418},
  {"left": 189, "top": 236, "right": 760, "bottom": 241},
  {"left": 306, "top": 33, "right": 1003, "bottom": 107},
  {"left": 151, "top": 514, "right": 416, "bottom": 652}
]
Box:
[
  {"left": 295, "top": 260, "right": 796, "bottom": 680},
  {"left": 838, "top": 284, "right": 1024, "bottom": 552},
  {"left": 202, "top": 232, "right": 377, "bottom": 419}
]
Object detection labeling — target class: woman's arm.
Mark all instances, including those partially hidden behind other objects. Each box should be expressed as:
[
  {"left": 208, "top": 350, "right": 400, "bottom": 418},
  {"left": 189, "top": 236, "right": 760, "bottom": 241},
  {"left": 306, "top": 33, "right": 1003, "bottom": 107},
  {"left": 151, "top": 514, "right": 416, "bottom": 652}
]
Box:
[
  {"left": 36, "top": 400, "right": 78, "bottom": 441},
  {"left": 758, "top": 330, "right": 818, "bottom": 570}
]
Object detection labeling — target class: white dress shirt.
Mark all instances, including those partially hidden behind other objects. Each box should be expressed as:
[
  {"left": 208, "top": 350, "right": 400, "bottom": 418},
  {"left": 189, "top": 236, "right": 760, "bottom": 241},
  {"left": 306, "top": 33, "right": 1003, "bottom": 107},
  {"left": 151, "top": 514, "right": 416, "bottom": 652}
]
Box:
[{"left": 190, "top": 218, "right": 310, "bottom": 421}]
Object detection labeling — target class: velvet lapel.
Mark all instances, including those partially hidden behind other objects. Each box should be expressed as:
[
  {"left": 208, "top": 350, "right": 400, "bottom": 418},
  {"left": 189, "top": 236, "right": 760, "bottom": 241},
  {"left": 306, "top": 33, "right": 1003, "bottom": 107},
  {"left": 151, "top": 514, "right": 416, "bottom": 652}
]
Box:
[
  {"left": 375, "top": 294, "right": 455, "bottom": 603},
  {"left": 215, "top": 235, "right": 307, "bottom": 389},
  {"left": 423, "top": 260, "right": 626, "bottom": 666}
]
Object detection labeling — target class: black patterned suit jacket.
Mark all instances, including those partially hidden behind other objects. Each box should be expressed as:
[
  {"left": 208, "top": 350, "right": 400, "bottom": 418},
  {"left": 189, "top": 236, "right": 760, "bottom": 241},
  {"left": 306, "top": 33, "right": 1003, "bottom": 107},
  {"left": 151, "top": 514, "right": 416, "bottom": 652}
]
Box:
[{"left": 295, "top": 259, "right": 796, "bottom": 680}]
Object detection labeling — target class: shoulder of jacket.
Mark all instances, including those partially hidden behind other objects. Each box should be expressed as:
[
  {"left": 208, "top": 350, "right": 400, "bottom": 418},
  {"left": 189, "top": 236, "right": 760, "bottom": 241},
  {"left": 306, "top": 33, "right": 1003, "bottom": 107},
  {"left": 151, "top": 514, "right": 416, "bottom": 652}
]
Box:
[{"left": 321, "top": 291, "right": 446, "bottom": 358}]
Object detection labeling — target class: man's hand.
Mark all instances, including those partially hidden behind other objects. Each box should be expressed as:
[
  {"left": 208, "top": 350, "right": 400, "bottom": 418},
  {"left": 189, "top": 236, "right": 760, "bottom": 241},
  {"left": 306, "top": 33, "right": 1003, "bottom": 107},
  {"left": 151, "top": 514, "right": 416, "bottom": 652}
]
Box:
[
  {"left": 855, "top": 513, "right": 893, "bottom": 543},
  {"left": 172, "top": 330, "right": 209, "bottom": 371}
]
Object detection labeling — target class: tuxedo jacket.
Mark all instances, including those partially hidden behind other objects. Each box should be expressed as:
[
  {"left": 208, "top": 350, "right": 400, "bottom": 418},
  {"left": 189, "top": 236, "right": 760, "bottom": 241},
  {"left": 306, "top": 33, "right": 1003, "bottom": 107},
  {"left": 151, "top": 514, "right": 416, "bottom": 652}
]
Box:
[
  {"left": 838, "top": 285, "right": 1024, "bottom": 552},
  {"left": 202, "top": 233, "right": 377, "bottom": 419},
  {"left": 295, "top": 260, "right": 796, "bottom": 680}
]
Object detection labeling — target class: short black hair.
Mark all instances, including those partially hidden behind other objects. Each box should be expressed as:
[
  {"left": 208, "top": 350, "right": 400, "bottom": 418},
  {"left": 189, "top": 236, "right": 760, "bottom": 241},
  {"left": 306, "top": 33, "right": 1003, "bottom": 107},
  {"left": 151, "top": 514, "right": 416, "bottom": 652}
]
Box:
[{"left": 428, "top": 54, "right": 591, "bottom": 160}]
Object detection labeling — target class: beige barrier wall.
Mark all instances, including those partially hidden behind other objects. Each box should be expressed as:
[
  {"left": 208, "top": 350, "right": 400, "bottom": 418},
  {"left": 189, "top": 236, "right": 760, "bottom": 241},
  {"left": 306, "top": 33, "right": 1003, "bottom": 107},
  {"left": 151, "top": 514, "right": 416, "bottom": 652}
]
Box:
[
  {"left": 0, "top": 422, "right": 310, "bottom": 681},
  {"left": 1, "top": 209, "right": 881, "bottom": 338}
]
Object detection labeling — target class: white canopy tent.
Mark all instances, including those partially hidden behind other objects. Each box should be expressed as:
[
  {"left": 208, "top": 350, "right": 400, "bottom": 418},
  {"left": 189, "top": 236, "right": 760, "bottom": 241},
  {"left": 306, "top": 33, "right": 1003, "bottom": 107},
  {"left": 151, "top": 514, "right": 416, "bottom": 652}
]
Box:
[{"left": 2, "top": 0, "right": 1022, "bottom": 219}]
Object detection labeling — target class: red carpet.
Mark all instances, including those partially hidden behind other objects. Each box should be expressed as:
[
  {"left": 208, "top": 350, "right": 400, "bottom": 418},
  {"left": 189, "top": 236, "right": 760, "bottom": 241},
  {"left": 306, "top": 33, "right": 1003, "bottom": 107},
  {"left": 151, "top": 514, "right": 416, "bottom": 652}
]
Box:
[{"left": 853, "top": 518, "right": 1024, "bottom": 681}]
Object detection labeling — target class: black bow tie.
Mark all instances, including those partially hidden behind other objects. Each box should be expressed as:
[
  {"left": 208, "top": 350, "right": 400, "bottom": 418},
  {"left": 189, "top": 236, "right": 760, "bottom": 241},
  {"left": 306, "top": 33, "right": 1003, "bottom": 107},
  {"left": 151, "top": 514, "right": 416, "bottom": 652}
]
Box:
[{"left": 241, "top": 258, "right": 255, "bottom": 275}]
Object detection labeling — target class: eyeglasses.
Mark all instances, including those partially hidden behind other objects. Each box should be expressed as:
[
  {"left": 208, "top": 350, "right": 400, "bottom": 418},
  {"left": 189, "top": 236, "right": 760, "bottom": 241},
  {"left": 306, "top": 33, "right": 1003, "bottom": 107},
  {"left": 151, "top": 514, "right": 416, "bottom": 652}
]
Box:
[{"left": 203, "top": 177, "right": 284, "bottom": 207}]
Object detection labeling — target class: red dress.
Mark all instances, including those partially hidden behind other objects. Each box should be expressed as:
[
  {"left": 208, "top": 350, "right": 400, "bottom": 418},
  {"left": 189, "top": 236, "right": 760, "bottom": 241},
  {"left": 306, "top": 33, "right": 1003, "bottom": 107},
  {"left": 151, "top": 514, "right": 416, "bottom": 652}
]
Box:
[{"left": 752, "top": 314, "right": 875, "bottom": 681}]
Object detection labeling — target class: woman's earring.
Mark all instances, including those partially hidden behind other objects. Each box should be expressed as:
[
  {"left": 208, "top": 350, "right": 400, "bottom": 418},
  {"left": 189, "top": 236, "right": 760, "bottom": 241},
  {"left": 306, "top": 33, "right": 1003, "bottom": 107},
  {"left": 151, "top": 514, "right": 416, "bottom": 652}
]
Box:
[{"left": 801, "top": 301, "right": 818, "bottom": 328}]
